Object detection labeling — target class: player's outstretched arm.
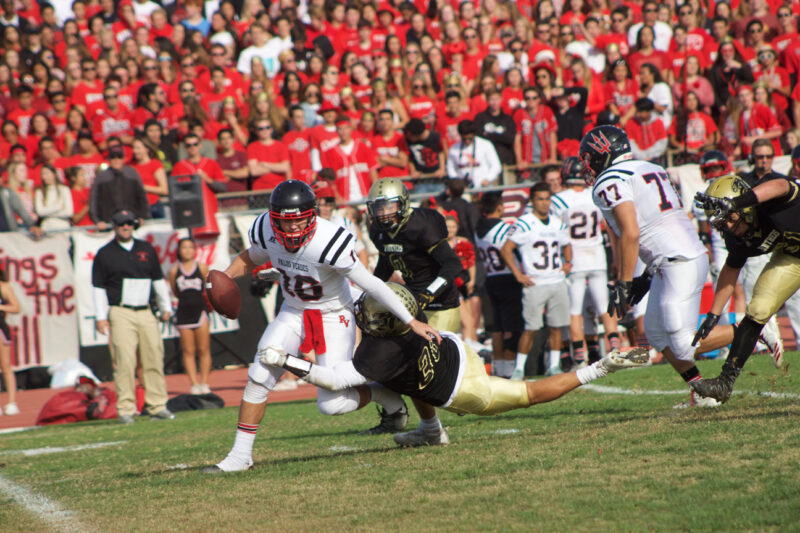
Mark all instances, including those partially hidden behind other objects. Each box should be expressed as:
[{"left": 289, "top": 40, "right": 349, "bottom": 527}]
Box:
[{"left": 259, "top": 347, "right": 368, "bottom": 391}]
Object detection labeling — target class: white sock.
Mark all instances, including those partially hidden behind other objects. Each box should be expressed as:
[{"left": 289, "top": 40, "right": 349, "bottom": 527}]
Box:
[
  {"left": 369, "top": 383, "right": 404, "bottom": 413},
  {"left": 419, "top": 415, "right": 442, "bottom": 434},
  {"left": 514, "top": 352, "right": 528, "bottom": 372},
  {"left": 502, "top": 359, "right": 515, "bottom": 378},
  {"left": 576, "top": 361, "right": 608, "bottom": 385},
  {"left": 548, "top": 350, "right": 561, "bottom": 371},
  {"left": 217, "top": 424, "right": 257, "bottom": 470}
]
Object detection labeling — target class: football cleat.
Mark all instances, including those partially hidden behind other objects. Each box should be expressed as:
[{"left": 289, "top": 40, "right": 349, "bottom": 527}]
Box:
[
  {"left": 393, "top": 426, "right": 450, "bottom": 447},
  {"left": 690, "top": 366, "right": 741, "bottom": 404},
  {"left": 758, "top": 317, "right": 784, "bottom": 368},
  {"left": 202, "top": 458, "right": 254, "bottom": 474},
  {"left": 673, "top": 390, "right": 723, "bottom": 409},
  {"left": 598, "top": 346, "right": 650, "bottom": 373},
  {"left": 359, "top": 402, "right": 409, "bottom": 435}
]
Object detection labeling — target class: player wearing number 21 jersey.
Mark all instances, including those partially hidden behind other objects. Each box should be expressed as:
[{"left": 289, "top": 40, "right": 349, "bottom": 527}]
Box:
[{"left": 581, "top": 125, "right": 721, "bottom": 408}]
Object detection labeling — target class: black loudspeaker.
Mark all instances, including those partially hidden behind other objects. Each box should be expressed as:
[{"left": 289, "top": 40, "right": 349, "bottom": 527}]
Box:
[{"left": 169, "top": 174, "right": 206, "bottom": 229}]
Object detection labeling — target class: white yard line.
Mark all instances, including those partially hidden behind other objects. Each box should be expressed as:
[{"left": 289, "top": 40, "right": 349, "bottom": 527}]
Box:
[
  {"left": 582, "top": 384, "right": 800, "bottom": 400},
  {"left": 0, "top": 475, "right": 89, "bottom": 533},
  {"left": 0, "top": 440, "right": 126, "bottom": 457}
]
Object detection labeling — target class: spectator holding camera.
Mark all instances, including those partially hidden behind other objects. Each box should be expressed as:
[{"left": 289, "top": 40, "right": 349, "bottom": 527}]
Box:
[{"left": 446, "top": 119, "right": 501, "bottom": 187}]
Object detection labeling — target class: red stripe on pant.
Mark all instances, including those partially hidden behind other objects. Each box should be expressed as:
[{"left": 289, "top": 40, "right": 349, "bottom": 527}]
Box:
[{"left": 298, "top": 309, "right": 327, "bottom": 355}]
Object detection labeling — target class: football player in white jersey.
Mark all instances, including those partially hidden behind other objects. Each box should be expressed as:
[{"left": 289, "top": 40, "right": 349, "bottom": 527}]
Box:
[
  {"left": 580, "top": 126, "right": 732, "bottom": 407},
  {"left": 501, "top": 181, "right": 573, "bottom": 379},
  {"left": 203, "top": 180, "right": 440, "bottom": 473},
  {"left": 475, "top": 192, "right": 524, "bottom": 378},
  {"left": 551, "top": 157, "right": 621, "bottom": 367}
]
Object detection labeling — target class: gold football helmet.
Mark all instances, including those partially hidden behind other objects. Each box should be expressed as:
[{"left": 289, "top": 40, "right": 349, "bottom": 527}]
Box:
[
  {"left": 366, "top": 178, "right": 412, "bottom": 235},
  {"left": 355, "top": 282, "right": 419, "bottom": 337},
  {"left": 702, "top": 175, "right": 757, "bottom": 231}
]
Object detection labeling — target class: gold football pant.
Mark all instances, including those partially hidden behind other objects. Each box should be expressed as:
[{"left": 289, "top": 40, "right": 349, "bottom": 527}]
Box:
[
  {"left": 425, "top": 307, "right": 461, "bottom": 333},
  {"left": 446, "top": 345, "right": 530, "bottom": 416},
  {"left": 747, "top": 252, "right": 800, "bottom": 324}
]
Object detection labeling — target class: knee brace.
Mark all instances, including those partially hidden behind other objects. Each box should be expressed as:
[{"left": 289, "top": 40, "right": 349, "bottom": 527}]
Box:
[
  {"left": 316, "top": 388, "right": 360, "bottom": 416},
  {"left": 243, "top": 380, "right": 269, "bottom": 404},
  {"left": 503, "top": 331, "right": 521, "bottom": 352}
]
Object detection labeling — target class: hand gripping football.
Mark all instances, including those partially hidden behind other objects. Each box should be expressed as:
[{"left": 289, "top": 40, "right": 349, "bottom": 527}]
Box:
[{"left": 206, "top": 270, "right": 241, "bottom": 319}]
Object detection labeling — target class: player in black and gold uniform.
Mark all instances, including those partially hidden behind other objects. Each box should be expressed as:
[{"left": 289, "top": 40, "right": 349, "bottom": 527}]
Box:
[
  {"left": 258, "top": 283, "right": 650, "bottom": 446},
  {"left": 692, "top": 174, "right": 800, "bottom": 402},
  {"left": 367, "top": 178, "right": 464, "bottom": 332}
]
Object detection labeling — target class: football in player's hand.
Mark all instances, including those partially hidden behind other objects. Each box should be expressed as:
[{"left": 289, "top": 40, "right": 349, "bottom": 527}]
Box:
[{"left": 206, "top": 270, "right": 241, "bottom": 319}]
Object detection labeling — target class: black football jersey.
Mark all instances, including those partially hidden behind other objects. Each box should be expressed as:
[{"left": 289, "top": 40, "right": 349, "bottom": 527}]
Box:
[
  {"left": 352, "top": 332, "right": 461, "bottom": 407},
  {"left": 370, "top": 208, "right": 460, "bottom": 310},
  {"left": 725, "top": 176, "right": 800, "bottom": 269}
]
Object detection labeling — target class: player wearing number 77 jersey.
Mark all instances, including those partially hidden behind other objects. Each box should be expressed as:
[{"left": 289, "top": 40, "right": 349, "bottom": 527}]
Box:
[
  {"left": 581, "top": 125, "right": 731, "bottom": 407},
  {"left": 203, "top": 180, "right": 440, "bottom": 473}
]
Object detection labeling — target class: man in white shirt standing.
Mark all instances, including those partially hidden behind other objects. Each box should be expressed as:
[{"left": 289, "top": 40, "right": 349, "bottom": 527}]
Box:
[
  {"left": 501, "top": 182, "right": 573, "bottom": 379},
  {"left": 237, "top": 24, "right": 274, "bottom": 76},
  {"left": 446, "top": 119, "right": 502, "bottom": 187}
]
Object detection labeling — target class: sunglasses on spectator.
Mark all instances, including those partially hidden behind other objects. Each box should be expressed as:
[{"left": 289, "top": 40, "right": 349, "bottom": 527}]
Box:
[
  {"left": 754, "top": 154, "right": 774, "bottom": 159},
  {"left": 181, "top": 62, "right": 195, "bottom": 67},
  {"left": 143, "top": 65, "right": 158, "bottom": 70},
  {"left": 525, "top": 94, "right": 539, "bottom": 100},
  {"left": 413, "top": 84, "right": 424, "bottom": 89},
  {"left": 104, "top": 93, "right": 118, "bottom": 99},
  {"left": 511, "top": 47, "right": 523, "bottom": 52},
  {"left": 406, "top": 49, "right": 419, "bottom": 55},
  {"left": 84, "top": 66, "right": 95, "bottom": 71},
  {"left": 212, "top": 52, "right": 226, "bottom": 56},
  {"left": 117, "top": 221, "right": 136, "bottom": 227},
  {"left": 679, "top": 10, "right": 693, "bottom": 15},
  {"left": 643, "top": 7, "right": 657, "bottom": 12},
  {"left": 748, "top": 28, "right": 763, "bottom": 33},
  {"left": 306, "top": 91, "right": 320, "bottom": 97},
  {"left": 257, "top": 125, "right": 272, "bottom": 131},
  {"left": 109, "top": 153, "right": 124, "bottom": 159},
  {"left": 185, "top": 142, "right": 200, "bottom": 147},
  {"left": 612, "top": 17, "right": 625, "bottom": 22},
  {"left": 778, "top": 12, "right": 792, "bottom": 18},
  {"left": 561, "top": 31, "right": 572, "bottom": 36},
  {"left": 181, "top": 88, "right": 195, "bottom": 93},
  {"left": 464, "top": 34, "right": 478, "bottom": 39}
]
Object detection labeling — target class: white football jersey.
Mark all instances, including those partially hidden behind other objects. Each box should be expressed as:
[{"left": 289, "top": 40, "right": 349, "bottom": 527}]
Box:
[
  {"left": 248, "top": 215, "right": 359, "bottom": 312},
  {"left": 475, "top": 219, "right": 514, "bottom": 278},
  {"left": 509, "top": 213, "right": 570, "bottom": 285},
  {"left": 551, "top": 187, "right": 608, "bottom": 272},
  {"left": 592, "top": 160, "right": 706, "bottom": 267}
]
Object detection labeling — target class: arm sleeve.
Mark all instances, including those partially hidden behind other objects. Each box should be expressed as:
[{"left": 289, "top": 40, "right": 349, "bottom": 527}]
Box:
[
  {"left": 152, "top": 279, "right": 173, "bottom": 314},
  {"left": 305, "top": 360, "right": 369, "bottom": 391},
  {"left": 93, "top": 287, "right": 110, "bottom": 321},
  {"left": 642, "top": 138, "right": 668, "bottom": 160},
  {"left": 248, "top": 246, "right": 271, "bottom": 266},
  {"left": 346, "top": 261, "right": 415, "bottom": 324},
  {"left": 310, "top": 148, "right": 322, "bottom": 172},
  {"left": 428, "top": 240, "right": 464, "bottom": 289},
  {"left": 8, "top": 188, "right": 37, "bottom": 228}
]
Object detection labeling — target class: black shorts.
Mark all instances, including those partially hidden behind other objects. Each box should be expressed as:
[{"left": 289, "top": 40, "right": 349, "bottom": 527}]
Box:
[{"left": 485, "top": 275, "right": 523, "bottom": 333}]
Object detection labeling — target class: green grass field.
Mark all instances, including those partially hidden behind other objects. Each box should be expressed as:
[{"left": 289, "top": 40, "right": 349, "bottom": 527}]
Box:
[{"left": 1, "top": 354, "right": 799, "bottom": 533}]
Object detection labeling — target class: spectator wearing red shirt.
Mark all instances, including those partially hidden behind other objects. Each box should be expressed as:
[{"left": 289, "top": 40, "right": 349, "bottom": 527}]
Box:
[
  {"left": 628, "top": 98, "right": 668, "bottom": 164},
  {"left": 460, "top": 26, "right": 483, "bottom": 82},
  {"left": 437, "top": 90, "right": 472, "bottom": 153},
  {"left": 595, "top": 8, "right": 631, "bottom": 57},
  {"left": 501, "top": 67, "right": 525, "bottom": 116},
  {"left": 174, "top": 132, "right": 228, "bottom": 193},
  {"left": 348, "top": 19, "right": 376, "bottom": 70},
  {"left": 130, "top": 137, "right": 168, "bottom": 218},
  {"left": 196, "top": 43, "right": 245, "bottom": 98},
  {"left": 246, "top": 118, "right": 291, "bottom": 191},
  {"left": 672, "top": 56, "right": 715, "bottom": 115},
  {"left": 627, "top": 26, "right": 669, "bottom": 80},
  {"left": 68, "top": 131, "right": 105, "bottom": 187},
  {"left": 132, "top": 82, "right": 171, "bottom": 133},
  {"left": 91, "top": 87, "right": 133, "bottom": 150},
  {"left": 71, "top": 58, "right": 105, "bottom": 112},
  {"left": 669, "top": 91, "right": 719, "bottom": 155},
  {"left": 216, "top": 127, "right": 249, "bottom": 204},
  {"left": 282, "top": 106, "right": 313, "bottom": 184},
  {"left": 736, "top": 84, "right": 783, "bottom": 158},
  {"left": 372, "top": 109, "right": 409, "bottom": 179},
  {"left": 67, "top": 166, "right": 92, "bottom": 226},
  {"left": 320, "top": 64, "right": 342, "bottom": 108},
  {"left": 320, "top": 116, "right": 377, "bottom": 202},
  {"left": 752, "top": 45, "right": 790, "bottom": 117},
  {"left": 203, "top": 66, "right": 241, "bottom": 119},
  {"left": 405, "top": 73, "right": 438, "bottom": 126},
  {"left": 514, "top": 86, "right": 558, "bottom": 169},
  {"left": 605, "top": 59, "right": 639, "bottom": 124},
  {"left": 677, "top": 4, "right": 716, "bottom": 61},
  {"left": 31, "top": 137, "right": 70, "bottom": 186},
  {"left": 7, "top": 84, "right": 36, "bottom": 137},
  {"left": 309, "top": 100, "right": 341, "bottom": 172}
]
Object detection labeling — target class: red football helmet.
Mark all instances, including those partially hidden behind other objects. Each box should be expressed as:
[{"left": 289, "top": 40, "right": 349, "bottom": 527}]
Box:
[{"left": 699, "top": 150, "right": 732, "bottom": 181}]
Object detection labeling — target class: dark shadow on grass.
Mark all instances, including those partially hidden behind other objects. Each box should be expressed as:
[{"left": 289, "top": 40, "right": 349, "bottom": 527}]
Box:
[{"left": 122, "top": 444, "right": 407, "bottom": 478}]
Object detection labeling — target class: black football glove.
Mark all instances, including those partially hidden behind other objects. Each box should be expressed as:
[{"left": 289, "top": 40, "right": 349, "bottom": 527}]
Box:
[
  {"left": 608, "top": 281, "right": 632, "bottom": 319},
  {"left": 694, "top": 192, "right": 735, "bottom": 219},
  {"left": 627, "top": 271, "right": 653, "bottom": 306},
  {"left": 415, "top": 290, "right": 436, "bottom": 310},
  {"left": 692, "top": 312, "right": 720, "bottom": 346}
]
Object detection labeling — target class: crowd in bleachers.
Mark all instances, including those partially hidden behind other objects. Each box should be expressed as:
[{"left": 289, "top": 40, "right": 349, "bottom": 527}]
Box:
[{"left": 4, "top": 0, "right": 800, "bottom": 235}]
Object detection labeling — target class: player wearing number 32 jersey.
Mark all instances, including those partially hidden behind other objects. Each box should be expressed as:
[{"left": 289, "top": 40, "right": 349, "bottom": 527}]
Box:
[
  {"left": 204, "top": 181, "right": 440, "bottom": 473},
  {"left": 582, "top": 126, "right": 727, "bottom": 408}
]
